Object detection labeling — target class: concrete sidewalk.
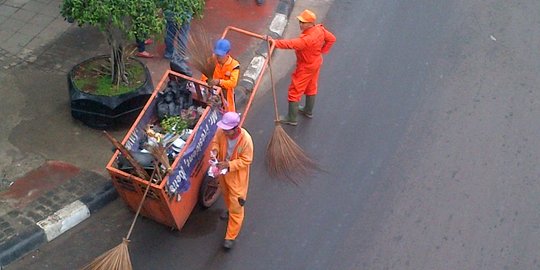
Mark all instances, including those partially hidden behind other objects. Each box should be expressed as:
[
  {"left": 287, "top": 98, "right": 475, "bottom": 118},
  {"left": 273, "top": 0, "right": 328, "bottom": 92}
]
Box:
[{"left": 0, "top": 0, "right": 295, "bottom": 267}]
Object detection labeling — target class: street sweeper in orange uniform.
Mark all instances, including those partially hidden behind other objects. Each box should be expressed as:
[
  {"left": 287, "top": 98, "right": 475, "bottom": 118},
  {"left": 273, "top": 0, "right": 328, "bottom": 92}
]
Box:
[
  {"left": 210, "top": 112, "right": 253, "bottom": 249},
  {"left": 203, "top": 38, "right": 240, "bottom": 112},
  {"left": 271, "top": 9, "right": 336, "bottom": 125}
]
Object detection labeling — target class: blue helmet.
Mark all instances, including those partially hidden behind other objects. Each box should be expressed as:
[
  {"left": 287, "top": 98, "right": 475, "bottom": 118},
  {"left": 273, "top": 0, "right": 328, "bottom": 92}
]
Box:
[{"left": 214, "top": 39, "right": 231, "bottom": 56}]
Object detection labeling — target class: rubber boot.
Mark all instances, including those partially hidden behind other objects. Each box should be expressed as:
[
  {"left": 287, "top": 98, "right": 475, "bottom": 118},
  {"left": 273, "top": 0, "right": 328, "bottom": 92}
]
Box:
[
  {"left": 299, "top": 95, "right": 316, "bottom": 118},
  {"left": 279, "top": 102, "right": 298, "bottom": 126}
]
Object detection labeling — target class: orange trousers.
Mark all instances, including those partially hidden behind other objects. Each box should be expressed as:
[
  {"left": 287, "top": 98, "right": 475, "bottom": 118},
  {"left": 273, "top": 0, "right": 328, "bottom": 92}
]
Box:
[
  {"left": 219, "top": 176, "right": 246, "bottom": 240},
  {"left": 287, "top": 65, "right": 321, "bottom": 102},
  {"left": 223, "top": 87, "right": 235, "bottom": 112}
]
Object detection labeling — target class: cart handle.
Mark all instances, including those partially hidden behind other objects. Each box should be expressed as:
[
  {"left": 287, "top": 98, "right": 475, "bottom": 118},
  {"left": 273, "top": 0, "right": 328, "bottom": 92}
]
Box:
[
  {"left": 221, "top": 26, "right": 265, "bottom": 40},
  {"left": 220, "top": 26, "right": 276, "bottom": 128}
]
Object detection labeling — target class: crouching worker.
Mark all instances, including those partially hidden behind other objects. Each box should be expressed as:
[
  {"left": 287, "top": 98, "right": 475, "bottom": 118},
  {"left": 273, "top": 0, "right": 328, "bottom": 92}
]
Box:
[{"left": 210, "top": 112, "right": 253, "bottom": 249}]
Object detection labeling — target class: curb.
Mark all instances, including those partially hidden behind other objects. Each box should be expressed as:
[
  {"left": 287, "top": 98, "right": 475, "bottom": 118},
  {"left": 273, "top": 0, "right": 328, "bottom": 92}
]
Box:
[
  {"left": 235, "top": 0, "right": 295, "bottom": 107},
  {"left": 0, "top": 182, "right": 117, "bottom": 268}
]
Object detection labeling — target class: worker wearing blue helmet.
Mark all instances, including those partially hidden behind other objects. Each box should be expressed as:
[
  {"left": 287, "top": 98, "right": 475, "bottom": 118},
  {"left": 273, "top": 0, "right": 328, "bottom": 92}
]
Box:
[{"left": 202, "top": 38, "right": 240, "bottom": 112}]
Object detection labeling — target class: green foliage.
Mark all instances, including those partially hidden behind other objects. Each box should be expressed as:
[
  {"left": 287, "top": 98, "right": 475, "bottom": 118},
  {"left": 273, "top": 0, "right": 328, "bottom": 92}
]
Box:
[
  {"left": 161, "top": 116, "right": 189, "bottom": 135},
  {"left": 61, "top": 0, "right": 204, "bottom": 41},
  {"left": 61, "top": 0, "right": 205, "bottom": 88}
]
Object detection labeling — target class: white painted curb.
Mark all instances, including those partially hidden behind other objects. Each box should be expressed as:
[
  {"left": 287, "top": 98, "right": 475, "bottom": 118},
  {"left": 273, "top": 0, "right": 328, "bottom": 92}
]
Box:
[
  {"left": 241, "top": 11, "right": 290, "bottom": 89},
  {"left": 36, "top": 200, "right": 90, "bottom": 242},
  {"left": 269, "top": 13, "right": 288, "bottom": 36},
  {"left": 244, "top": 55, "right": 267, "bottom": 83}
]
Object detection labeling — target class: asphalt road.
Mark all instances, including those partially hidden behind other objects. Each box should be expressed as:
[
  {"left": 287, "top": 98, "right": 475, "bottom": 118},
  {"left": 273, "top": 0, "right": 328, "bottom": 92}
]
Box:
[{"left": 8, "top": 0, "right": 540, "bottom": 269}]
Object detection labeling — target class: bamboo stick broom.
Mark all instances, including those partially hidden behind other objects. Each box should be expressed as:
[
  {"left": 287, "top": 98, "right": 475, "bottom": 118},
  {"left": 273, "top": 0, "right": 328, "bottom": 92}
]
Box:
[
  {"left": 81, "top": 161, "right": 160, "bottom": 270},
  {"left": 264, "top": 38, "right": 320, "bottom": 185},
  {"left": 184, "top": 25, "right": 215, "bottom": 79}
]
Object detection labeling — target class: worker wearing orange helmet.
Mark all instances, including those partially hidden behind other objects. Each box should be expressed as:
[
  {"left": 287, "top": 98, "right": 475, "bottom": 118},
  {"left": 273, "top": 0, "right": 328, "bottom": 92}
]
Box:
[
  {"left": 270, "top": 9, "right": 336, "bottom": 125},
  {"left": 203, "top": 39, "right": 240, "bottom": 112},
  {"left": 210, "top": 112, "right": 254, "bottom": 249}
]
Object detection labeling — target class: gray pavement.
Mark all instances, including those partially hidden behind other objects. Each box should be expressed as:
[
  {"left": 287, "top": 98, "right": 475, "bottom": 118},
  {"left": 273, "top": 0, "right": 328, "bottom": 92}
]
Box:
[
  {"left": 0, "top": 0, "right": 137, "bottom": 266},
  {"left": 0, "top": 0, "right": 111, "bottom": 188},
  {"left": 0, "top": 0, "right": 295, "bottom": 267},
  {"left": 0, "top": 0, "right": 72, "bottom": 71}
]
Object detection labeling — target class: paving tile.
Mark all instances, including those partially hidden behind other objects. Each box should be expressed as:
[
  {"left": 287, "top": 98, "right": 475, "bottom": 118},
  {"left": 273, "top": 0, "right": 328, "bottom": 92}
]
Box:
[
  {"left": 37, "top": 26, "right": 61, "bottom": 40},
  {"left": 25, "top": 35, "right": 47, "bottom": 51},
  {"left": 45, "top": 0, "right": 61, "bottom": 6},
  {"left": 4, "top": 0, "right": 30, "bottom": 8},
  {"left": 17, "top": 22, "right": 45, "bottom": 36},
  {"left": 39, "top": 0, "right": 60, "bottom": 17},
  {"left": 10, "top": 32, "right": 33, "bottom": 47},
  {"left": 0, "top": 4, "right": 18, "bottom": 16},
  {"left": 34, "top": 30, "right": 54, "bottom": 44},
  {"left": 0, "top": 15, "right": 8, "bottom": 24},
  {"left": 11, "top": 8, "right": 35, "bottom": 21},
  {"left": 0, "top": 29, "right": 16, "bottom": 42},
  {"left": 45, "top": 17, "right": 71, "bottom": 33},
  {"left": 21, "top": 0, "right": 46, "bottom": 13},
  {"left": 29, "top": 13, "right": 54, "bottom": 26},
  {"left": 0, "top": 17, "right": 24, "bottom": 32},
  {"left": 49, "top": 0, "right": 61, "bottom": 6},
  {"left": 1, "top": 38, "right": 22, "bottom": 54}
]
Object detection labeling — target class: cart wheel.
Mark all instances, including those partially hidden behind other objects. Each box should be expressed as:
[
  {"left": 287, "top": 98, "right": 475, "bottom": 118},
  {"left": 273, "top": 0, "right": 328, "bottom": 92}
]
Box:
[{"left": 198, "top": 175, "right": 221, "bottom": 209}]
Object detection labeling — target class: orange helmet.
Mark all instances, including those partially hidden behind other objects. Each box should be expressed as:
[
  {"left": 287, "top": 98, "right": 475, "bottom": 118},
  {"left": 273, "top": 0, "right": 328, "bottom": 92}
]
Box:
[{"left": 297, "top": 9, "right": 316, "bottom": 23}]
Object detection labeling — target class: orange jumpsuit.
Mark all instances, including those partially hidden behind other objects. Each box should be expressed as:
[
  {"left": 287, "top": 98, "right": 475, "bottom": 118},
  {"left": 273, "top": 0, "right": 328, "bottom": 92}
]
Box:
[
  {"left": 202, "top": 55, "right": 240, "bottom": 112},
  {"left": 210, "top": 128, "right": 253, "bottom": 240},
  {"left": 274, "top": 24, "right": 336, "bottom": 102}
]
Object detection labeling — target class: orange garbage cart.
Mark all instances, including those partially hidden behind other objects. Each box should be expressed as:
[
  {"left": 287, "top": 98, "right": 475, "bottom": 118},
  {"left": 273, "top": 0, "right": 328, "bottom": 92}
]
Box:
[
  {"left": 105, "top": 27, "right": 275, "bottom": 230},
  {"left": 106, "top": 69, "right": 227, "bottom": 229}
]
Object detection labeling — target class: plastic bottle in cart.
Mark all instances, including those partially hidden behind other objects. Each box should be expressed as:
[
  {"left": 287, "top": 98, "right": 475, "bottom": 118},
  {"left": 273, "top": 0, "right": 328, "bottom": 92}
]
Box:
[
  {"left": 201, "top": 87, "right": 208, "bottom": 101},
  {"left": 187, "top": 81, "right": 196, "bottom": 95}
]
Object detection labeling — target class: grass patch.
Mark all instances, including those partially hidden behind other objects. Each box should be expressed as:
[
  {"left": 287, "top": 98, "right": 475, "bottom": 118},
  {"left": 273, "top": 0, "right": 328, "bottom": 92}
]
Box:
[{"left": 73, "top": 57, "right": 146, "bottom": 96}]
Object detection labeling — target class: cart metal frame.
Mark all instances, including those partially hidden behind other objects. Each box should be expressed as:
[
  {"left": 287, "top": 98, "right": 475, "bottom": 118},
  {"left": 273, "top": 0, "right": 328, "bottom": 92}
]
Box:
[{"left": 105, "top": 27, "right": 275, "bottom": 230}]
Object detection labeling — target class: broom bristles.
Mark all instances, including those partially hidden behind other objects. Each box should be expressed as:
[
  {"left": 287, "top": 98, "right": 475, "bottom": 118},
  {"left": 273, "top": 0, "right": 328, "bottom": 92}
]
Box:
[
  {"left": 149, "top": 144, "right": 171, "bottom": 172},
  {"left": 266, "top": 124, "right": 321, "bottom": 185},
  {"left": 186, "top": 25, "right": 215, "bottom": 79},
  {"left": 81, "top": 238, "right": 132, "bottom": 270}
]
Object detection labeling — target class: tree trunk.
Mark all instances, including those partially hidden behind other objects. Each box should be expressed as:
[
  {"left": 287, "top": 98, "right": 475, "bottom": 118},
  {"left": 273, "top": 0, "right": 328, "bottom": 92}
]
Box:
[
  {"left": 106, "top": 26, "right": 129, "bottom": 86},
  {"left": 111, "top": 43, "right": 128, "bottom": 86}
]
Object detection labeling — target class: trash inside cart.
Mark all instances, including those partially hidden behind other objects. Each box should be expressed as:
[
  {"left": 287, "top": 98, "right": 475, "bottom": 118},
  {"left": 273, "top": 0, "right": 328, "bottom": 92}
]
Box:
[{"left": 105, "top": 69, "right": 226, "bottom": 230}]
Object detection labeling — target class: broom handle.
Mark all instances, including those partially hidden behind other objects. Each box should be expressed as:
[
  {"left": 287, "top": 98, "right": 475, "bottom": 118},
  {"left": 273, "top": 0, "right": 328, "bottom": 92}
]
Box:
[
  {"left": 125, "top": 163, "right": 158, "bottom": 240},
  {"left": 265, "top": 38, "right": 280, "bottom": 121},
  {"left": 103, "top": 131, "right": 150, "bottom": 180}
]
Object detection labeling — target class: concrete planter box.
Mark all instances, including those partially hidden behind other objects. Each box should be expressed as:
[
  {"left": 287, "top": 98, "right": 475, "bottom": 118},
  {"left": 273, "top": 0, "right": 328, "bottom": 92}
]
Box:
[{"left": 68, "top": 56, "right": 153, "bottom": 129}]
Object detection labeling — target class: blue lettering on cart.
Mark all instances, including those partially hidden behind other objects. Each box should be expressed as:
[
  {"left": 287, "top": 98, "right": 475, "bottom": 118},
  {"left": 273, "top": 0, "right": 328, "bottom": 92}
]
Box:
[{"left": 167, "top": 109, "right": 221, "bottom": 194}]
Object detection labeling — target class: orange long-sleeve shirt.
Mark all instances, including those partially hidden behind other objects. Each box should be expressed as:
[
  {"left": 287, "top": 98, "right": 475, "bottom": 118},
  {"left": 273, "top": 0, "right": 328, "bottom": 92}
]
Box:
[
  {"left": 202, "top": 55, "right": 240, "bottom": 111},
  {"left": 274, "top": 24, "right": 336, "bottom": 69},
  {"left": 210, "top": 128, "right": 253, "bottom": 180},
  {"left": 210, "top": 127, "right": 253, "bottom": 240}
]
